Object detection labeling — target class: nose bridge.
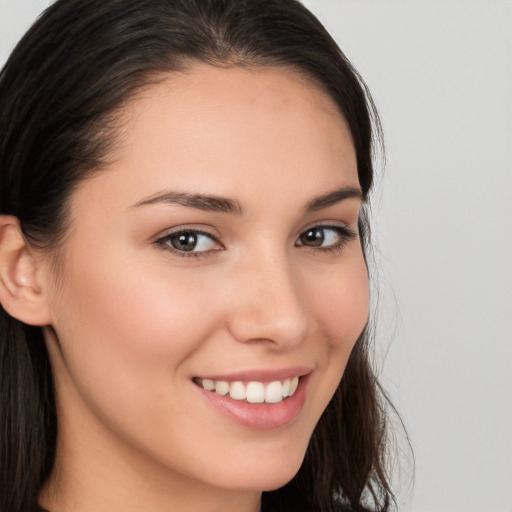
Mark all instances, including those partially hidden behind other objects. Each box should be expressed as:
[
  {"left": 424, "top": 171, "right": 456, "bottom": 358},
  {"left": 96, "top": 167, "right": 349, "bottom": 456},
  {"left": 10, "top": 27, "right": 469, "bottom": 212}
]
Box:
[{"left": 227, "top": 246, "right": 311, "bottom": 347}]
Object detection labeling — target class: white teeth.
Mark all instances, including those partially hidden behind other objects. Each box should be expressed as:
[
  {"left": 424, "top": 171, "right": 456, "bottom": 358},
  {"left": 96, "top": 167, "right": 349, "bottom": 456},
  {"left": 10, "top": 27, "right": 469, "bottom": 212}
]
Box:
[
  {"left": 290, "top": 376, "right": 299, "bottom": 395},
  {"left": 265, "top": 381, "right": 283, "bottom": 403},
  {"left": 282, "top": 378, "right": 291, "bottom": 397},
  {"left": 215, "top": 380, "right": 230, "bottom": 396},
  {"left": 229, "top": 381, "right": 246, "bottom": 400},
  {"left": 246, "top": 382, "right": 265, "bottom": 403},
  {"left": 197, "top": 376, "right": 301, "bottom": 403},
  {"left": 202, "top": 379, "right": 215, "bottom": 391}
]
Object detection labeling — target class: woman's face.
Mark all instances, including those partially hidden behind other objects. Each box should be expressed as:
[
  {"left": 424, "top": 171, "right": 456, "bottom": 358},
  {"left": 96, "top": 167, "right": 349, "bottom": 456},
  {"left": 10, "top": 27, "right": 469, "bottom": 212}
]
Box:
[{"left": 42, "top": 65, "right": 369, "bottom": 500}]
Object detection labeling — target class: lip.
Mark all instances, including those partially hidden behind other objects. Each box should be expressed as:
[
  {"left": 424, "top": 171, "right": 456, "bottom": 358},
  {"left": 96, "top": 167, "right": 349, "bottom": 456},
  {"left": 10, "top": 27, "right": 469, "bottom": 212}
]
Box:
[
  {"left": 192, "top": 367, "right": 312, "bottom": 430},
  {"left": 196, "top": 366, "right": 312, "bottom": 384}
]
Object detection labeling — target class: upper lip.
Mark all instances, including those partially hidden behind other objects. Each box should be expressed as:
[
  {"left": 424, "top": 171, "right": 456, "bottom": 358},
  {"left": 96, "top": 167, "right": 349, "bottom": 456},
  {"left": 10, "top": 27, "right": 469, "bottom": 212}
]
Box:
[{"left": 195, "top": 366, "right": 313, "bottom": 383}]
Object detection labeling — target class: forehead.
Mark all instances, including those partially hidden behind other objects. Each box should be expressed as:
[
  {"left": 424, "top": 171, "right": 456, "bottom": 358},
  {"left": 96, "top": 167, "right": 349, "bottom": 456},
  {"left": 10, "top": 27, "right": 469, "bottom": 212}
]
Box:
[
  {"left": 127, "top": 63, "right": 346, "bottom": 126},
  {"left": 74, "top": 64, "right": 358, "bottom": 214}
]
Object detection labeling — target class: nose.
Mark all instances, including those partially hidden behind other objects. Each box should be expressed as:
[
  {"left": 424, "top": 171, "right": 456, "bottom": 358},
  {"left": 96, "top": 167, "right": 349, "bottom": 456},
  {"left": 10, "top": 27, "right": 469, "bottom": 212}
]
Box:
[{"left": 225, "top": 251, "right": 313, "bottom": 349}]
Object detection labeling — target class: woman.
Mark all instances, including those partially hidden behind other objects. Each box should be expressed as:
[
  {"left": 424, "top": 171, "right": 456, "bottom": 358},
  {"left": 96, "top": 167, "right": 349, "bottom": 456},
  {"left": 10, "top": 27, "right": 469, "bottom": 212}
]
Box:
[{"left": 0, "top": 0, "right": 395, "bottom": 511}]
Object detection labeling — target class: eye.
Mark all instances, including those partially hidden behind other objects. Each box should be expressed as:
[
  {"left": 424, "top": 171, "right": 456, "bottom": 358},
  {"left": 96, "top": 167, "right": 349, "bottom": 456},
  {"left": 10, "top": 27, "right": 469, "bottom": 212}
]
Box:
[
  {"left": 295, "top": 225, "right": 356, "bottom": 250},
  {"left": 156, "top": 229, "right": 221, "bottom": 255}
]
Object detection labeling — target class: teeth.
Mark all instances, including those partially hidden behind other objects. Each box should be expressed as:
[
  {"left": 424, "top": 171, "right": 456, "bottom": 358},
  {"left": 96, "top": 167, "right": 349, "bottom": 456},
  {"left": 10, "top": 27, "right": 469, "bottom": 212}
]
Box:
[
  {"left": 202, "top": 379, "right": 215, "bottom": 391},
  {"left": 290, "top": 376, "right": 299, "bottom": 395},
  {"left": 229, "top": 381, "right": 246, "bottom": 400},
  {"left": 265, "top": 381, "right": 283, "bottom": 403},
  {"left": 197, "top": 377, "right": 301, "bottom": 403},
  {"left": 215, "top": 381, "right": 229, "bottom": 396},
  {"left": 246, "top": 382, "right": 265, "bottom": 403},
  {"left": 282, "top": 378, "right": 291, "bottom": 397}
]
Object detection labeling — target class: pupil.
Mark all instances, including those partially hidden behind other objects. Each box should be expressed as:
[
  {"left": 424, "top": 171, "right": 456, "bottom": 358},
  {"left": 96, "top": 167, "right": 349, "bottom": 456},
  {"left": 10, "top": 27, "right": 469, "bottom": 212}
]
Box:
[
  {"left": 303, "top": 228, "right": 324, "bottom": 246},
  {"left": 172, "top": 232, "right": 197, "bottom": 251}
]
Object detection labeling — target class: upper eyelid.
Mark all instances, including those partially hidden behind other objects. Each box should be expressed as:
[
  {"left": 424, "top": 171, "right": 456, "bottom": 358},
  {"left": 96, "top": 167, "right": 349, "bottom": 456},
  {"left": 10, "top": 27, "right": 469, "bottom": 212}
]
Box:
[
  {"left": 297, "top": 224, "right": 357, "bottom": 238},
  {"left": 154, "top": 225, "right": 221, "bottom": 242},
  {"left": 297, "top": 220, "right": 355, "bottom": 235}
]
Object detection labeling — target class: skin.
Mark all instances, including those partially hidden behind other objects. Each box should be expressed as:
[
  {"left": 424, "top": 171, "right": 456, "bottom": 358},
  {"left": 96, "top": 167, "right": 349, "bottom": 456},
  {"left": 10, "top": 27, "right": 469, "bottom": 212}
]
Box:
[{"left": 35, "top": 65, "right": 369, "bottom": 512}]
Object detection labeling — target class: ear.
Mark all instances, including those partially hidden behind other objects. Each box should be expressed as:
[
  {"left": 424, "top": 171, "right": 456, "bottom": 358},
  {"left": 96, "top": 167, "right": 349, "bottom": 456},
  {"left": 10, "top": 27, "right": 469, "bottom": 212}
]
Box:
[{"left": 0, "top": 215, "right": 52, "bottom": 326}]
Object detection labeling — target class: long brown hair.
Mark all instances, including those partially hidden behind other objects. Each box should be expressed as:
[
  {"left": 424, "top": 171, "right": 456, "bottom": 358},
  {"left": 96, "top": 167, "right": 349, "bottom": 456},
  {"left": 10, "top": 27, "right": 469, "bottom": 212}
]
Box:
[{"left": 0, "top": 1, "right": 395, "bottom": 510}]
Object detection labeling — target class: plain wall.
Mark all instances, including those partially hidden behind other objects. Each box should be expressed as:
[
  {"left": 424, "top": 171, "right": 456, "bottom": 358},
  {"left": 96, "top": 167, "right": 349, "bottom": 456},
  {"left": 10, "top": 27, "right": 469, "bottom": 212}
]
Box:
[{"left": 2, "top": 1, "right": 511, "bottom": 511}]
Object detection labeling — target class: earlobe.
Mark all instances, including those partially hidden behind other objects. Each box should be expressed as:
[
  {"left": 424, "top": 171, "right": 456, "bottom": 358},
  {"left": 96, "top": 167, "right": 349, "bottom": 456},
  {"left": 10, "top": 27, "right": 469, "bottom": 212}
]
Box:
[{"left": 0, "top": 215, "right": 52, "bottom": 326}]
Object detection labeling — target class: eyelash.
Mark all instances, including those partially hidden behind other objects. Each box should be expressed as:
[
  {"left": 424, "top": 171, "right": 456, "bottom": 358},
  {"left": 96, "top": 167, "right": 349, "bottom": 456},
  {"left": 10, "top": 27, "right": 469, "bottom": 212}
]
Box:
[
  {"left": 154, "top": 224, "right": 357, "bottom": 259},
  {"left": 154, "top": 229, "right": 222, "bottom": 260},
  {"left": 295, "top": 224, "right": 357, "bottom": 255}
]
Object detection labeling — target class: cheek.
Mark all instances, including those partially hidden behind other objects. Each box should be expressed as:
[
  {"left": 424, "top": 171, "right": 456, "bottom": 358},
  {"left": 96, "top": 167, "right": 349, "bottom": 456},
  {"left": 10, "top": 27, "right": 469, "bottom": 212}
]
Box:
[
  {"left": 56, "top": 251, "right": 215, "bottom": 357},
  {"left": 305, "top": 252, "right": 369, "bottom": 412},
  {"left": 47, "top": 244, "right": 224, "bottom": 420},
  {"left": 312, "top": 257, "right": 369, "bottom": 350}
]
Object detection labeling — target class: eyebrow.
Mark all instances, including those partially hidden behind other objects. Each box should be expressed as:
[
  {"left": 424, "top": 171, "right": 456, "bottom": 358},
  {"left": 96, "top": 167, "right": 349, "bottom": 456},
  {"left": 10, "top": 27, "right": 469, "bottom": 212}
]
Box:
[
  {"left": 131, "top": 191, "right": 243, "bottom": 214},
  {"left": 131, "top": 185, "right": 362, "bottom": 215},
  {"left": 304, "top": 185, "right": 363, "bottom": 212}
]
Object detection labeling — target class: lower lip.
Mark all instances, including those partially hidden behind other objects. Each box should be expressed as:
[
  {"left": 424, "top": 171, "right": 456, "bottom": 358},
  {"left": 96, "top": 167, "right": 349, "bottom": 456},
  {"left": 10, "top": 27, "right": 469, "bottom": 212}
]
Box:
[{"left": 194, "top": 375, "right": 310, "bottom": 429}]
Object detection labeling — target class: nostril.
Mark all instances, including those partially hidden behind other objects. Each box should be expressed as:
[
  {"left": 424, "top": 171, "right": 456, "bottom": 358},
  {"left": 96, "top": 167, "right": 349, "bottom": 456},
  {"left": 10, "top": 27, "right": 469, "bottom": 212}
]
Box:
[{"left": 224, "top": 263, "right": 311, "bottom": 347}]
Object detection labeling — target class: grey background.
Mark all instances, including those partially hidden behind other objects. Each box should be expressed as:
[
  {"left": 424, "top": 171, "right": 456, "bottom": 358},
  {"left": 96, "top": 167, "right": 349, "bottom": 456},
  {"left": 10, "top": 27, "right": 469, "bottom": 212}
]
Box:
[{"left": 1, "top": 1, "right": 511, "bottom": 511}]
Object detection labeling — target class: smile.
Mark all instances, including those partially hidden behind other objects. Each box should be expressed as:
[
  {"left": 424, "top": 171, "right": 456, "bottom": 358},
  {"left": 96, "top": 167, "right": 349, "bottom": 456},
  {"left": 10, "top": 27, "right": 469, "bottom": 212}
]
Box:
[
  {"left": 192, "top": 368, "right": 311, "bottom": 429},
  {"left": 194, "top": 377, "right": 300, "bottom": 404}
]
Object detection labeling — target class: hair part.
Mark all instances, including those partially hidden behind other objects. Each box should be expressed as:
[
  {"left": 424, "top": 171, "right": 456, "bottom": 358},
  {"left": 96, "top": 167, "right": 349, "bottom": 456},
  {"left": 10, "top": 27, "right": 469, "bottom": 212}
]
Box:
[{"left": 0, "top": 1, "right": 394, "bottom": 511}]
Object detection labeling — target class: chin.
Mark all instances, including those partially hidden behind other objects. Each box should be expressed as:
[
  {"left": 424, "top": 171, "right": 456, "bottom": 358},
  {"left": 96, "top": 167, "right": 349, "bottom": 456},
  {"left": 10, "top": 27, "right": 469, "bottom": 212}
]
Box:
[
  {"left": 259, "top": 468, "right": 302, "bottom": 492},
  {"left": 224, "top": 449, "right": 306, "bottom": 492}
]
